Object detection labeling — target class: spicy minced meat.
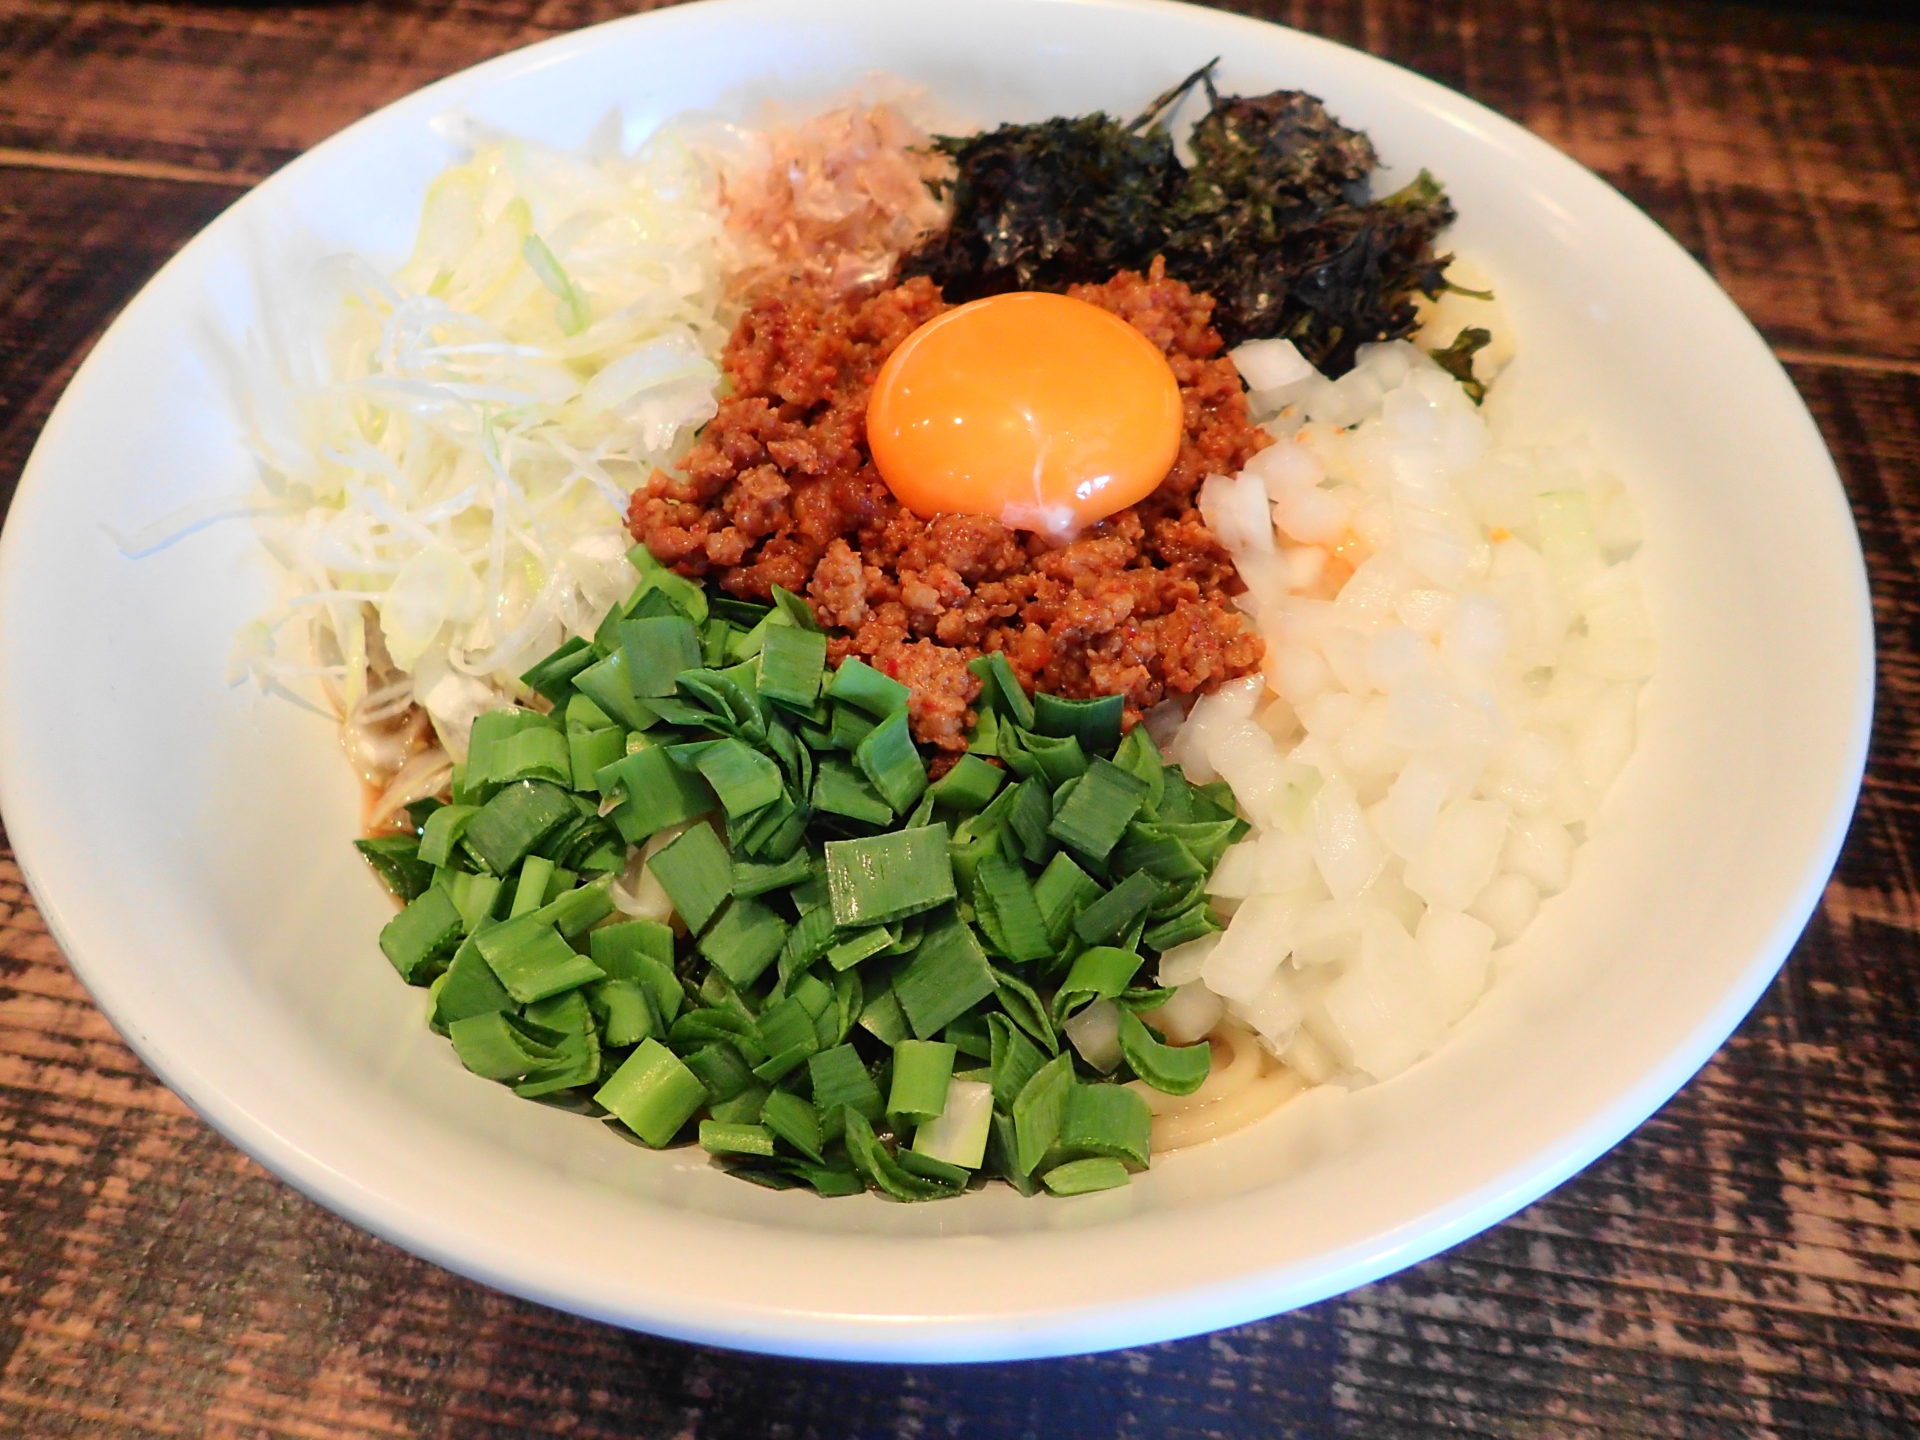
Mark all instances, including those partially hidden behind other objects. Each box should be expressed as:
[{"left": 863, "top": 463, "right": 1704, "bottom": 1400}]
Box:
[{"left": 628, "top": 261, "right": 1269, "bottom": 749}]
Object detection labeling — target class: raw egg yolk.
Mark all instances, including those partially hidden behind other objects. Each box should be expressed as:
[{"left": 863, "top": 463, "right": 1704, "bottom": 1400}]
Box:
[{"left": 866, "top": 291, "right": 1183, "bottom": 537}]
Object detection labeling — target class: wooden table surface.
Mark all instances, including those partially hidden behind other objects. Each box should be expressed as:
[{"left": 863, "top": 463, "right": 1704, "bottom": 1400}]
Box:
[{"left": 2, "top": 1, "right": 1917, "bottom": 1434}]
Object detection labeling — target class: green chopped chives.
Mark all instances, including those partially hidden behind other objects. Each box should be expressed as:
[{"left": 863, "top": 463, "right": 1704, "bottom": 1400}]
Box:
[
  {"left": 1011, "top": 1052, "right": 1074, "bottom": 1177},
  {"left": 757, "top": 625, "right": 828, "bottom": 711},
  {"left": 973, "top": 854, "right": 1052, "bottom": 963},
  {"left": 1055, "top": 1082, "right": 1152, "bottom": 1168},
  {"left": 811, "top": 756, "right": 893, "bottom": 825},
  {"left": 520, "top": 635, "right": 597, "bottom": 705},
  {"left": 826, "top": 656, "right": 910, "bottom": 718},
  {"left": 967, "top": 652, "right": 1034, "bottom": 729},
  {"left": 759, "top": 1087, "right": 826, "bottom": 1163},
  {"left": 595, "top": 1039, "right": 707, "bottom": 1147},
  {"left": 472, "top": 914, "right": 603, "bottom": 1004},
  {"left": 699, "top": 1120, "right": 776, "bottom": 1158},
  {"left": 825, "top": 926, "right": 895, "bottom": 972},
  {"left": 416, "top": 804, "right": 476, "bottom": 868},
  {"left": 1051, "top": 946, "right": 1146, "bottom": 1023},
  {"left": 732, "top": 849, "right": 814, "bottom": 898},
  {"left": 570, "top": 649, "right": 658, "bottom": 732},
  {"left": 467, "top": 709, "right": 571, "bottom": 789},
  {"left": 1117, "top": 1007, "right": 1212, "bottom": 1095},
  {"left": 1040, "top": 1156, "right": 1130, "bottom": 1195},
  {"left": 1032, "top": 852, "right": 1102, "bottom": 945},
  {"left": 808, "top": 1044, "right": 884, "bottom": 1128},
  {"left": 929, "top": 752, "right": 1005, "bottom": 811},
  {"left": 1072, "top": 869, "right": 1163, "bottom": 944},
  {"left": 690, "top": 737, "right": 785, "bottom": 818},
  {"left": 355, "top": 835, "right": 433, "bottom": 902},
  {"left": 825, "top": 825, "right": 956, "bottom": 928},
  {"left": 646, "top": 823, "right": 732, "bottom": 933},
  {"left": 854, "top": 709, "right": 927, "bottom": 814},
  {"left": 463, "top": 780, "right": 580, "bottom": 875},
  {"left": 432, "top": 937, "right": 514, "bottom": 1025},
  {"left": 1007, "top": 777, "right": 1055, "bottom": 866},
  {"left": 589, "top": 978, "right": 652, "bottom": 1047},
  {"left": 1048, "top": 758, "right": 1150, "bottom": 863},
  {"left": 987, "top": 1014, "right": 1047, "bottom": 1110},
  {"left": 619, "top": 615, "right": 702, "bottom": 697},
  {"left": 887, "top": 1040, "right": 957, "bottom": 1123},
  {"left": 448, "top": 1011, "right": 561, "bottom": 1081},
  {"left": 697, "top": 896, "right": 790, "bottom": 989},
  {"left": 684, "top": 1042, "right": 757, "bottom": 1103},
  {"left": 357, "top": 547, "right": 1251, "bottom": 1202},
  {"left": 1111, "top": 724, "right": 1167, "bottom": 809},
  {"left": 1031, "top": 692, "right": 1123, "bottom": 755},
  {"left": 509, "top": 855, "right": 555, "bottom": 917},
  {"left": 893, "top": 910, "right": 997, "bottom": 1039},
  {"left": 378, "top": 886, "right": 464, "bottom": 982}
]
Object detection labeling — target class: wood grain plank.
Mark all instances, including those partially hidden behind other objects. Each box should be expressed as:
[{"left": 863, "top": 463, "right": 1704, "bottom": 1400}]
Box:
[
  {"left": 1, "top": 5, "right": 1918, "bottom": 1436},
  {"left": 0, "top": 165, "right": 245, "bottom": 516}
]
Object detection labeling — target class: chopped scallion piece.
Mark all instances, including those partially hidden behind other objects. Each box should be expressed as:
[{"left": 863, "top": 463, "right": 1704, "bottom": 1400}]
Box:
[
  {"left": 811, "top": 756, "right": 893, "bottom": 825},
  {"left": 646, "top": 823, "right": 732, "bottom": 934},
  {"left": 826, "top": 656, "right": 911, "bottom": 718},
  {"left": 473, "top": 914, "right": 604, "bottom": 1004},
  {"left": 595, "top": 1038, "right": 707, "bottom": 1147},
  {"left": 893, "top": 910, "right": 997, "bottom": 1039},
  {"left": 972, "top": 854, "right": 1052, "bottom": 962},
  {"left": 1072, "top": 869, "right": 1163, "bottom": 944},
  {"left": 928, "top": 752, "right": 1005, "bottom": 812},
  {"left": 854, "top": 709, "right": 927, "bottom": 815},
  {"left": 966, "top": 652, "right": 1034, "bottom": 729},
  {"left": 824, "top": 826, "right": 956, "bottom": 928},
  {"left": 808, "top": 1044, "right": 885, "bottom": 1128},
  {"left": 689, "top": 737, "right": 785, "bottom": 819},
  {"left": 463, "top": 780, "right": 580, "bottom": 875},
  {"left": 757, "top": 625, "right": 829, "bottom": 712},
  {"left": 1048, "top": 758, "right": 1150, "bottom": 864},
  {"left": 1051, "top": 945, "right": 1146, "bottom": 1023},
  {"left": 355, "top": 835, "right": 433, "bottom": 902},
  {"left": 759, "top": 1087, "right": 826, "bottom": 1162},
  {"left": 732, "top": 850, "right": 814, "bottom": 898},
  {"left": 1011, "top": 1052, "right": 1073, "bottom": 1177},
  {"left": 698, "top": 896, "right": 790, "bottom": 989},
  {"left": 1031, "top": 692, "right": 1123, "bottom": 755},
  {"left": 826, "top": 926, "right": 895, "bottom": 972},
  {"left": 417, "top": 804, "right": 476, "bottom": 868},
  {"left": 887, "top": 1039, "right": 957, "bottom": 1124},
  {"left": 1040, "top": 1156, "right": 1130, "bottom": 1195},
  {"left": 699, "top": 1120, "right": 776, "bottom": 1158},
  {"left": 520, "top": 635, "right": 597, "bottom": 705},
  {"left": 619, "top": 615, "right": 702, "bottom": 698},
  {"left": 378, "top": 887, "right": 464, "bottom": 983},
  {"left": 1117, "top": 1007, "right": 1212, "bottom": 1095},
  {"left": 448, "top": 1011, "right": 561, "bottom": 1081}
]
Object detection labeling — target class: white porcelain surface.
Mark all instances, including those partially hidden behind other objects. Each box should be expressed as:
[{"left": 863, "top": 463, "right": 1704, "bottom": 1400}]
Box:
[{"left": 0, "top": 0, "right": 1871, "bottom": 1360}]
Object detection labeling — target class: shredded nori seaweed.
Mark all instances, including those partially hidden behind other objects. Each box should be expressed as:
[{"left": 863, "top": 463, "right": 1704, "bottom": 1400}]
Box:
[
  {"left": 1428, "top": 326, "right": 1493, "bottom": 404},
  {"left": 900, "top": 63, "right": 1458, "bottom": 376}
]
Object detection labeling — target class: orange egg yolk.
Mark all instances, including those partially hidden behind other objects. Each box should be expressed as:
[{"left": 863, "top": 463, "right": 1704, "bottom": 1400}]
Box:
[{"left": 865, "top": 291, "right": 1184, "bottom": 538}]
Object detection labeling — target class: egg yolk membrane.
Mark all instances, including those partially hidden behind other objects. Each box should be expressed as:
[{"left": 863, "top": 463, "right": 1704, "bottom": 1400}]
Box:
[{"left": 865, "top": 291, "right": 1184, "bottom": 538}]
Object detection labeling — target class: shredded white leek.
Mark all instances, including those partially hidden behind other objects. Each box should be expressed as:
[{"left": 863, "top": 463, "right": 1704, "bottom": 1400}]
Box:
[{"left": 239, "top": 120, "right": 735, "bottom": 754}]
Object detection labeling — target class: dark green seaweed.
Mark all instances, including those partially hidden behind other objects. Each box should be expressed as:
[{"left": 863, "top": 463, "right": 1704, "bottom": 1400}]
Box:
[{"left": 900, "top": 62, "right": 1457, "bottom": 376}]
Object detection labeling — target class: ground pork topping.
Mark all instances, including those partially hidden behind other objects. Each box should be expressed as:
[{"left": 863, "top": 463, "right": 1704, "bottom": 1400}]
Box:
[{"left": 627, "top": 261, "right": 1270, "bottom": 749}]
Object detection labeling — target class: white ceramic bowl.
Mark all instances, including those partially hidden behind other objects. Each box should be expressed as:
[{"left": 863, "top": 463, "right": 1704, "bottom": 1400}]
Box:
[{"left": 0, "top": 0, "right": 1870, "bottom": 1360}]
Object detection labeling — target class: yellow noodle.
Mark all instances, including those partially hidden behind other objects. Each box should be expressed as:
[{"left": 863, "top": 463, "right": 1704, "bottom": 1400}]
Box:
[{"left": 1150, "top": 1070, "right": 1306, "bottom": 1151}]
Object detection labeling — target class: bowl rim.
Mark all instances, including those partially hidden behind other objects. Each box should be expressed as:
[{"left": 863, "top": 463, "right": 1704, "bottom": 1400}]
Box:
[{"left": 0, "top": 0, "right": 1874, "bottom": 1361}]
